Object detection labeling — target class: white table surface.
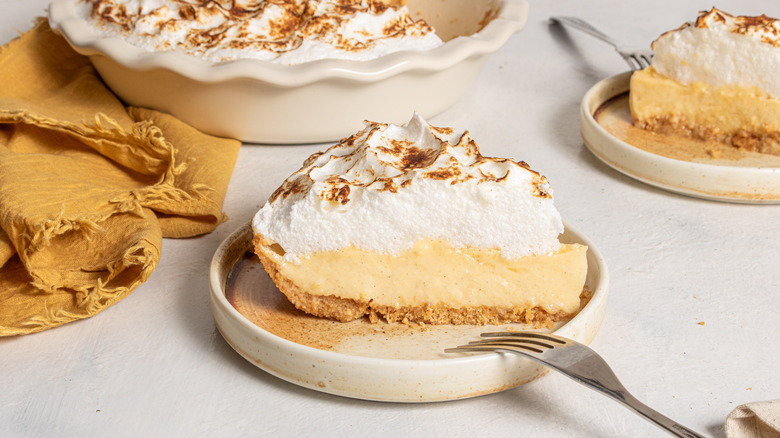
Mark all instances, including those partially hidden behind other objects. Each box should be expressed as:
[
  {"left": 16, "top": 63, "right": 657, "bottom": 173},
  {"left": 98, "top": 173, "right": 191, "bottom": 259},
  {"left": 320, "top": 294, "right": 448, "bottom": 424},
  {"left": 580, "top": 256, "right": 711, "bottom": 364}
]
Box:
[{"left": 3, "top": 1, "right": 780, "bottom": 437}]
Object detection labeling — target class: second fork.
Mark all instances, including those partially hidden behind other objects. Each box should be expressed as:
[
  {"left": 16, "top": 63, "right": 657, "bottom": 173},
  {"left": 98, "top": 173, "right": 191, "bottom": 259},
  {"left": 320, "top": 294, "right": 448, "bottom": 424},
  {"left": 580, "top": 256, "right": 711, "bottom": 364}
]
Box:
[{"left": 550, "top": 16, "right": 654, "bottom": 70}]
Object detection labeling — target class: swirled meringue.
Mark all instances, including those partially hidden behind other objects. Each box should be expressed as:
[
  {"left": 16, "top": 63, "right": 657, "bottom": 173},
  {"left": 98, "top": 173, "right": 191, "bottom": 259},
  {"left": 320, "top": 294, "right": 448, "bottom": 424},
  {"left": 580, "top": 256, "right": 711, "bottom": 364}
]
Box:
[{"left": 252, "top": 113, "right": 564, "bottom": 261}]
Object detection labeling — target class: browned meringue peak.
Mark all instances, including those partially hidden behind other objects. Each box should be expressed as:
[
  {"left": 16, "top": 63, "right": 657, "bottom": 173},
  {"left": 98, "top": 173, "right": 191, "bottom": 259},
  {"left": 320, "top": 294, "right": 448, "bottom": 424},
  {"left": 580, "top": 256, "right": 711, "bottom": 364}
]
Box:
[{"left": 80, "top": 0, "right": 443, "bottom": 63}]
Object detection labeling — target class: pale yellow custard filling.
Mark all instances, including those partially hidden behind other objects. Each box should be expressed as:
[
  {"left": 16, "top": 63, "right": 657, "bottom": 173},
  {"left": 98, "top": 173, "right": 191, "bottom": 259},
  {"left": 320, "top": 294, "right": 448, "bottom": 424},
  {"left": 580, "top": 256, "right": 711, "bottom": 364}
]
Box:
[
  {"left": 630, "top": 67, "right": 780, "bottom": 155},
  {"left": 254, "top": 234, "right": 588, "bottom": 326}
]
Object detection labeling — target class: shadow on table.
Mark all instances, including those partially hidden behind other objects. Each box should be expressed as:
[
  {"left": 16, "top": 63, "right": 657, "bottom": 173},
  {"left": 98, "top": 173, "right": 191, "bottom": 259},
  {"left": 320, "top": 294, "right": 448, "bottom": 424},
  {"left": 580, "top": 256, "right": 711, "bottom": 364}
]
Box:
[{"left": 209, "top": 334, "right": 622, "bottom": 436}]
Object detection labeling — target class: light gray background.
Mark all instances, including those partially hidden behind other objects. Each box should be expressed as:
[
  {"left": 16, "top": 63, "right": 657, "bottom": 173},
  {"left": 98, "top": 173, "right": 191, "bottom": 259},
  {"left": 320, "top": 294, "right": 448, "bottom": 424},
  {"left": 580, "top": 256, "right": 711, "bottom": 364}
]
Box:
[{"left": 2, "top": 1, "right": 779, "bottom": 436}]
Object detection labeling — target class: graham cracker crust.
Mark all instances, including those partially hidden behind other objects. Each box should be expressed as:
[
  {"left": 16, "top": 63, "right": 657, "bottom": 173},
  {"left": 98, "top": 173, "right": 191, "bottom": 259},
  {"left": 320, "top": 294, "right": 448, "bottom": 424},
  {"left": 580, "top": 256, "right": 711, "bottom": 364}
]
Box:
[{"left": 635, "top": 117, "right": 780, "bottom": 157}]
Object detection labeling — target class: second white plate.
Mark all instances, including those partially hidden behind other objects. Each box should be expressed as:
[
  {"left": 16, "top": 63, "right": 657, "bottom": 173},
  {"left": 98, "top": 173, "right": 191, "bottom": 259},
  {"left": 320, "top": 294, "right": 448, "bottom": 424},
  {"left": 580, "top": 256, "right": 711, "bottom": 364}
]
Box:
[{"left": 581, "top": 72, "right": 780, "bottom": 204}]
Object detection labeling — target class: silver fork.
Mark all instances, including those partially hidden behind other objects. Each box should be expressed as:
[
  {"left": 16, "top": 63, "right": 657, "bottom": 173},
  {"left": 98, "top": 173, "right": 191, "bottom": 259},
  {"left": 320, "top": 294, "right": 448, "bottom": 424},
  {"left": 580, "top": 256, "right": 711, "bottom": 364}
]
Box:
[
  {"left": 446, "top": 332, "right": 705, "bottom": 438},
  {"left": 549, "top": 16, "right": 653, "bottom": 70}
]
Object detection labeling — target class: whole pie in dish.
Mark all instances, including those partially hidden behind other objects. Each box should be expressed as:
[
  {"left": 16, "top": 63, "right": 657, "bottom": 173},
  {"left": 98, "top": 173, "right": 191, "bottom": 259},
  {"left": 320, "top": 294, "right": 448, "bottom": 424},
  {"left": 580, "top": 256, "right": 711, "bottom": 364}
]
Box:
[
  {"left": 252, "top": 114, "right": 587, "bottom": 326},
  {"left": 630, "top": 8, "right": 780, "bottom": 156}
]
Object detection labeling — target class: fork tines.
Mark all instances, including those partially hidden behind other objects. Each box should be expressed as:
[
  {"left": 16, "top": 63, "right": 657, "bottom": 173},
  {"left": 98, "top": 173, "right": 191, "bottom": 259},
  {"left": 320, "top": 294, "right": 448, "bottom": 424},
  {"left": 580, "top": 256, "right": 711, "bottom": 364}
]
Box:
[
  {"left": 444, "top": 331, "right": 569, "bottom": 355},
  {"left": 621, "top": 50, "right": 654, "bottom": 71}
]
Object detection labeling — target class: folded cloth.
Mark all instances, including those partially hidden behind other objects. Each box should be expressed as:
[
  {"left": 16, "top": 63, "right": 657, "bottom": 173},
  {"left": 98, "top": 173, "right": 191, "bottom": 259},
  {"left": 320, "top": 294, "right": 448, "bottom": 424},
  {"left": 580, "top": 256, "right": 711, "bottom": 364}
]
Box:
[
  {"left": 0, "top": 20, "right": 241, "bottom": 336},
  {"left": 726, "top": 400, "right": 780, "bottom": 438}
]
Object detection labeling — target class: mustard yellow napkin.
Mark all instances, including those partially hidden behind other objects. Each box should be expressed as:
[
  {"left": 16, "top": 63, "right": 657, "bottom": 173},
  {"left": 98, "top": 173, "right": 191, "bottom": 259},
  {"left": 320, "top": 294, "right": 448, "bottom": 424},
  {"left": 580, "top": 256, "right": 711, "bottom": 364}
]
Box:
[
  {"left": 0, "top": 20, "right": 241, "bottom": 336},
  {"left": 727, "top": 400, "right": 780, "bottom": 438}
]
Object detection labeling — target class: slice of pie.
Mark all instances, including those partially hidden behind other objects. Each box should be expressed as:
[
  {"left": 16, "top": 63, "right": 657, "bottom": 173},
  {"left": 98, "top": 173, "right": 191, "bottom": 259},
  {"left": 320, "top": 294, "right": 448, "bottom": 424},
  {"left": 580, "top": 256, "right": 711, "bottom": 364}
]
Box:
[
  {"left": 630, "top": 8, "right": 780, "bottom": 156},
  {"left": 252, "top": 114, "right": 587, "bottom": 326}
]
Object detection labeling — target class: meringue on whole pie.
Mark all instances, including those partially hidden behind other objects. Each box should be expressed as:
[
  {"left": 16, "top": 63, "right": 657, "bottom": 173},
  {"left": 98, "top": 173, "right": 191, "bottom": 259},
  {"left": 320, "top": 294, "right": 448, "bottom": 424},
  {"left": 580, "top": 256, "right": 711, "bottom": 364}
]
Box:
[
  {"left": 252, "top": 114, "right": 587, "bottom": 326},
  {"left": 77, "top": 0, "right": 444, "bottom": 64},
  {"left": 630, "top": 8, "right": 780, "bottom": 156}
]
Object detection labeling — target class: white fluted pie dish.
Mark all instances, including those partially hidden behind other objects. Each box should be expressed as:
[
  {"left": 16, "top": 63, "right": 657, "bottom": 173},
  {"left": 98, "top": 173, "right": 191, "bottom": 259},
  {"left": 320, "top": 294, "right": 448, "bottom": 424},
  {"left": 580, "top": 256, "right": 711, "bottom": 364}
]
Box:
[{"left": 48, "top": 0, "right": 528, "bottom": 144}]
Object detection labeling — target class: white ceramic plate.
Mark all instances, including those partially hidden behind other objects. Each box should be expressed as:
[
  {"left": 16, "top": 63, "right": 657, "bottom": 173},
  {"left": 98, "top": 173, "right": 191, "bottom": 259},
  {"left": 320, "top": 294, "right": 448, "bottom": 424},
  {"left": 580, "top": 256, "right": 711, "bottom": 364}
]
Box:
[
  {"left": 581, "top": 72, "right": 780, "bottom": 204},
  {"left": 209, "top": 222, "right": 608, "bottom": 402}
]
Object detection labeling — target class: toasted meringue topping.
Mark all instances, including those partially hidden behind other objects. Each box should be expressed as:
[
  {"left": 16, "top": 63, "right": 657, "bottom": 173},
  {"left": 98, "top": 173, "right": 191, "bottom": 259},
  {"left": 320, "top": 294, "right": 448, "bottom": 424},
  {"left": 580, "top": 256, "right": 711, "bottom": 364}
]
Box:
[
  {"left": 77, "top": 0, "right": 444, "bottom": 64},
  {"left": 253, "top": 113, "right": 564, "bottom": 261},
  {"left": 651, "top": 8, "right": 780, "bottom": 98},
  {"left": 695, "top": 8, "right": 780, "bottom": 46}
]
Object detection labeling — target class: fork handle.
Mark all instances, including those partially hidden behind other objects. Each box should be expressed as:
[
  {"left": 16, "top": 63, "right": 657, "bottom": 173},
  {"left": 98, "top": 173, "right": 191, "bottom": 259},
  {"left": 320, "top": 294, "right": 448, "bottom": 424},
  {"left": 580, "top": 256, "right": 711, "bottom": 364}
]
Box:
[
  {"left": 618, "top": 392, "right": 705, "bottom": 438},
  {"left": 549, "top": 16, "right": 619, "bottom": 49}
]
